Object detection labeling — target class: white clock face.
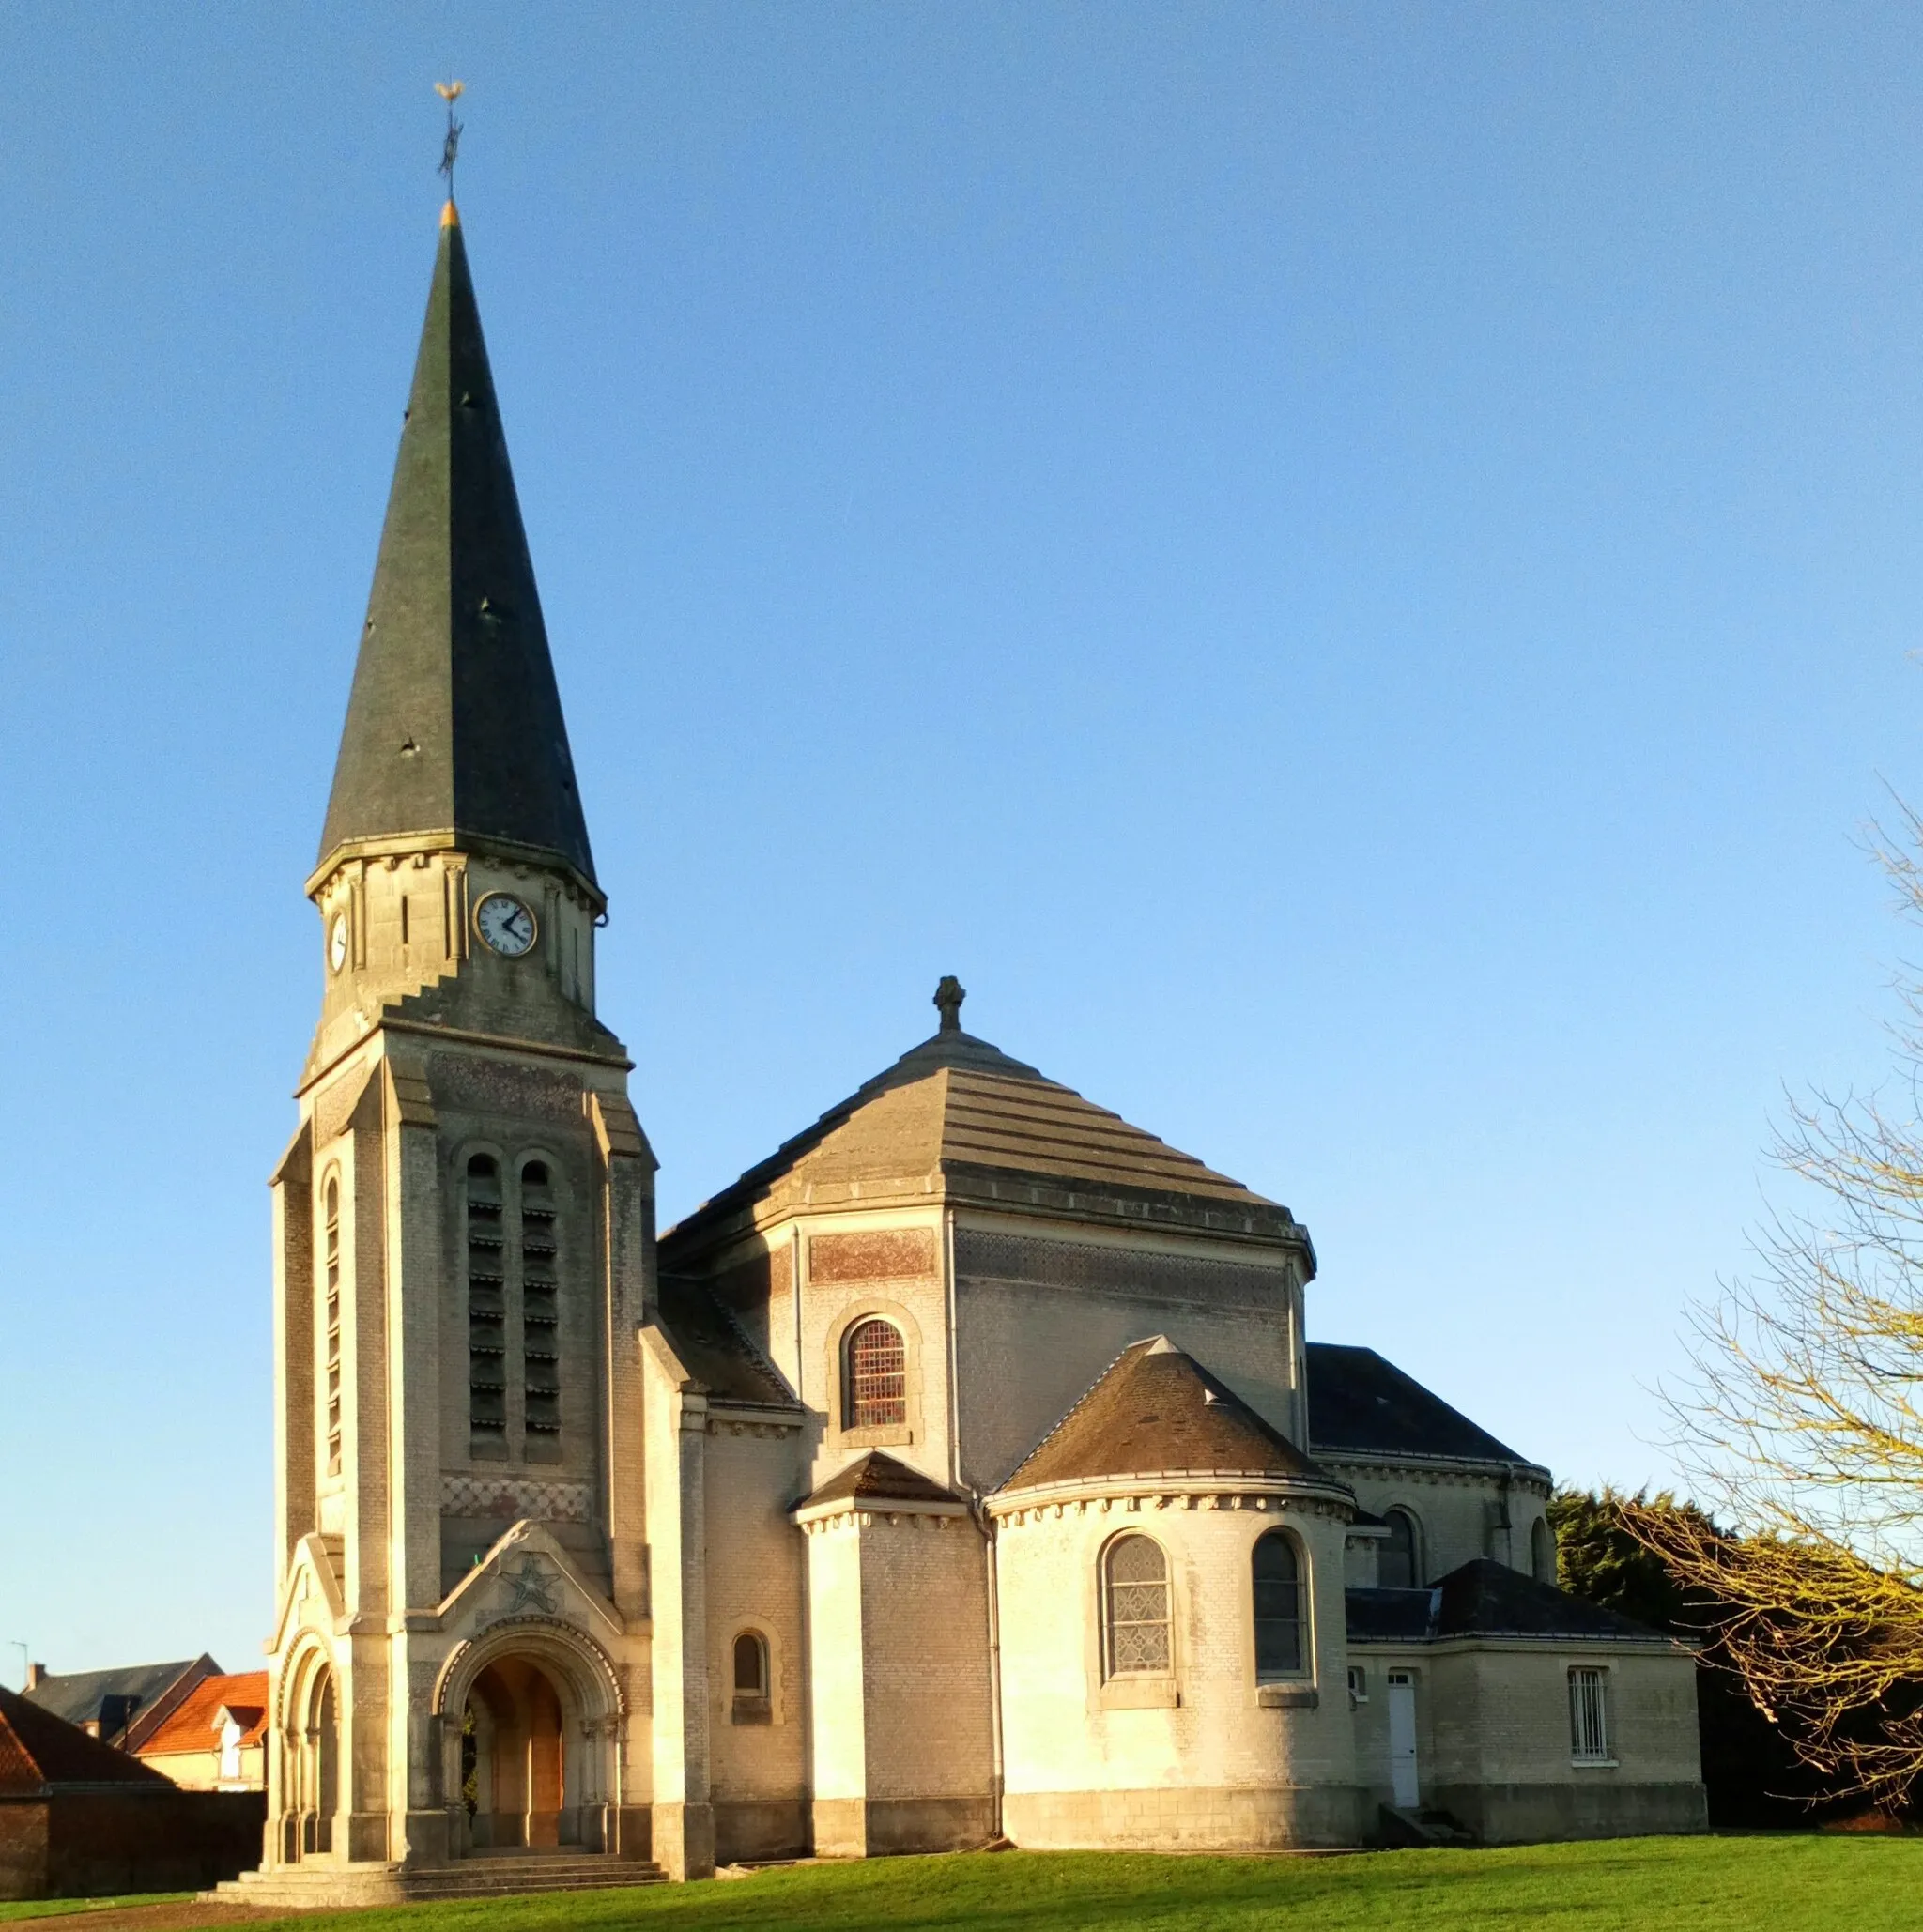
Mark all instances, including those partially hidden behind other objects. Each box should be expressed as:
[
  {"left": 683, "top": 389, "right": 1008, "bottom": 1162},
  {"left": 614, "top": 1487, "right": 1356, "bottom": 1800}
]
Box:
[
  {"left": 328, "top": 912, "right": 348, "bottom": 974},
  {"left": 475, "top": 892, "right": 538, "bottom": 958}
]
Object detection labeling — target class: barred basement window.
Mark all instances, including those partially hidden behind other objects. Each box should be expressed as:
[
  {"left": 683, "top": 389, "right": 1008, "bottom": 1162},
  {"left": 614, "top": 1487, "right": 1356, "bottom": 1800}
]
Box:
[
  {"left": 843, "top": 1318, "right": 906, "bottom": 1429},
  {"left": 1569, "top": 1667, "right": 1610, "bottom": 1764},
  {"left": 322, "top": 1178, "right": 343, "bottom": 1477},
  {"left": 466, "top": 1156, "right": 506, "bottom": 1455},
  {"left": 1102, "top": 1533, "right": 1171, "bottom": 1678},
  {"left": 1252, "top": 1529, "right": 1304, "bottom": 1679},
  {"left": 520, "top": 1160, "right": 562, "bottom": 1458}
]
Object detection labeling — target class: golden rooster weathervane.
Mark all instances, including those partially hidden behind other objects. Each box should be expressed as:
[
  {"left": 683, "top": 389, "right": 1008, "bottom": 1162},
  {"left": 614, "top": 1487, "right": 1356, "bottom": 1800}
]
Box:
[{"left": 437, "top": 80, "right": 465, "bottom": 199}]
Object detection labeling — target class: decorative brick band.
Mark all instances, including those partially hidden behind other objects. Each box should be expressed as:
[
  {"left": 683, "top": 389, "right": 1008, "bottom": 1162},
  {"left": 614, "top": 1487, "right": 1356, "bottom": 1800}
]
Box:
[{"left": 441, "top": 1474, "right": 592, "bottom": 1522}]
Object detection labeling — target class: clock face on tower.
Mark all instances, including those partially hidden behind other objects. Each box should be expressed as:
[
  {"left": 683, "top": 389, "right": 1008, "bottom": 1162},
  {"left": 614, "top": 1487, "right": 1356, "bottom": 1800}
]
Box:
[
  {"left": 329, "top": 912, "right": 348, "bottom": 973},
  {"left": 475, "top": 891, "right": 538, "bottom": 958}
]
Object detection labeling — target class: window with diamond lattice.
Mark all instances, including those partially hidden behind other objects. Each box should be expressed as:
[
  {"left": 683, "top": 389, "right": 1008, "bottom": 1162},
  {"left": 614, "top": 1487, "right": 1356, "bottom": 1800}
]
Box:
[
  {"left": 1102, "top": 1533, "right": 1172, "bottom": 1677},
  {"left": 843, "top": 1318, "right": 906, "bottom": 1429}
]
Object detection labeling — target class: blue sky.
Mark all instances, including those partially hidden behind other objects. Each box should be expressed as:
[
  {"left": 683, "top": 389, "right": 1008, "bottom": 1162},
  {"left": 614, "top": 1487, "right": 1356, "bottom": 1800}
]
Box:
[{"left": 5, "top": 3, "right": 1923, "bottom": 1679}]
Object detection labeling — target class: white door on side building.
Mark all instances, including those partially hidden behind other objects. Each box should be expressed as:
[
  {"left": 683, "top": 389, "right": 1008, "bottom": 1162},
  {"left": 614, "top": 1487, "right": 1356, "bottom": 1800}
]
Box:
[{"left": 1387, "top": 1670, "right": 1420, "bottom": 1809}]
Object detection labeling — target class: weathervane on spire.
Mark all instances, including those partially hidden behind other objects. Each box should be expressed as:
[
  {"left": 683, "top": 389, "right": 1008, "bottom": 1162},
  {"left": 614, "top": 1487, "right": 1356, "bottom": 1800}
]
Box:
[{"left": 436, "top": 80, "right": 465, "bottom": 198}]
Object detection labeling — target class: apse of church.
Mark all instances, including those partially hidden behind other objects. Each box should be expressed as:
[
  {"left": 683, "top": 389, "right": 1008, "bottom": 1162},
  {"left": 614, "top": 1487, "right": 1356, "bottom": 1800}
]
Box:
[{"left": 248, "top": 202, "right": 1703, "bottom": 1904}]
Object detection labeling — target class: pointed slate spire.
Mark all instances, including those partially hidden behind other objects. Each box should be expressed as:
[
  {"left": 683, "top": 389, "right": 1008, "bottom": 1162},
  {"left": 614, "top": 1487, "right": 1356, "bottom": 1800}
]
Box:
[{"left": 317, "top": 202, "right": 596, "bottom": 890}]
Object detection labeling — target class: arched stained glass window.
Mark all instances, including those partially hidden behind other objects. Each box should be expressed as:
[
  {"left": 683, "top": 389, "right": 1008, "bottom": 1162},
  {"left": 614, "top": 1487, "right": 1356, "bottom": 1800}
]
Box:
[
  {"left": 1253, "top": 1529, "right": 1304, "bottom": 1679},
  {"left": 1102, "top": 1534, "right": 1171, "bottom": 1678},
  {"left": 844, "top": 1319, "right": 906, "bottom": 1429}
]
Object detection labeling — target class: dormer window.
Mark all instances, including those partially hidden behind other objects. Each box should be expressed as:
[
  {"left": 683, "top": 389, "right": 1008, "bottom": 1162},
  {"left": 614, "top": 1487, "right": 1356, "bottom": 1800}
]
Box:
[{"left": 844, "top": 1318, "right": 906, "bottom": 1430}]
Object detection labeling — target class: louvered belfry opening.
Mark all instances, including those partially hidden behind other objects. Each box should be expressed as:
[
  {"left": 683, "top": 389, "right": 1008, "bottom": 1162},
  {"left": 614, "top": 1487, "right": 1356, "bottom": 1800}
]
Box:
[
  {"left": 466, "top": 1155, "right": 507, "bottom": 1456},
  {"left": 520, "top": 1160, "right": 562, "bottom": 1459},
  {"left": 845, "top": 1317, "right": 906, "bottom": 1429},
  {"left": 322, "top": 1178, "right": 343, "bottom": 1477}
]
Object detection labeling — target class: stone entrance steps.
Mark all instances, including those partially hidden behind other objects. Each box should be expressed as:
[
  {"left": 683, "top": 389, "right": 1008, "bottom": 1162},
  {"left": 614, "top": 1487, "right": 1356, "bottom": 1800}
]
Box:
[{"left": 208, "top": 1852, "right": 667, "bottom": 1908}]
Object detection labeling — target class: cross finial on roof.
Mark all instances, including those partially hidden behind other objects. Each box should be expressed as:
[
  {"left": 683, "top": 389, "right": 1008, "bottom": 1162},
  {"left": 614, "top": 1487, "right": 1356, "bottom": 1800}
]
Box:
[{"left": 933, "top": 974, "right": 966, "bottom": 1033}]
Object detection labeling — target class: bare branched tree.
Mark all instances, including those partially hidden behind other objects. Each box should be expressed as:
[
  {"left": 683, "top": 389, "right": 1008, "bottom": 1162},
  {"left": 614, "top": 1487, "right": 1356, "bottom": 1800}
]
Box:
[{"left": 1631, "top": 803, "right": 1923, "bottom": 1802}]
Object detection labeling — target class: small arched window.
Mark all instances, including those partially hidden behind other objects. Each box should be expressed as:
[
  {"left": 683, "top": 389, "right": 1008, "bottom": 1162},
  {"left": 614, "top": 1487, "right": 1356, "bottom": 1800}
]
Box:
[
  {"left": 843, "top": 1318, "right": 906, "bottom": 1429},
  {"left": 732, "top": 1630, "right": 768, "bottom": 1696},
  {"left": 1102, "top": 1534, "right": 1171, "bottom": 1678},
  {"left": 1380, "top": 1508, "right": 1422, "bottom": 1590},
  {"left": 1252, "top": 1529, "right": 1304, "bottom": 1679},
  {"left": 1531, "top": 1515, "right": 1556, "bottom": 1584},
  {"left": 731, "top": 1630, "right": 771, "bottom": 1725}
]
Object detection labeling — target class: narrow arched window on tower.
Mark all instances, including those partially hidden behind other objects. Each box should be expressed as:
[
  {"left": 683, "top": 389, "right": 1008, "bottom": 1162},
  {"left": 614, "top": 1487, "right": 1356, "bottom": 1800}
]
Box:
[
  {"left": 466, "top": 1156, "right": 505, "bottom": 1457},
  {"left": 322, "top": 1178, "right": 343, "bottom": 1477},
  {"left": 731, "top": 1630, "right": 771, "bottom": 1724},
  {"left": 1252, "top": 1529, "right": 1305, "bottom": 1679},
  {"left": 1379, "top": 1508, "right": 1422, "bottom": 1590},
  {"left": 1102, "top": 1533, "right": 1172, "bottom": 1678},
  {"left": 843, "top": 1318, "right": 906, "bottom": 1429},
  {"left": 1532, "top": 1515, "right": 1556, "bottom": 1584},
  {"left": 520, "top": 1160, "right": 562, "bottom": 1460}
]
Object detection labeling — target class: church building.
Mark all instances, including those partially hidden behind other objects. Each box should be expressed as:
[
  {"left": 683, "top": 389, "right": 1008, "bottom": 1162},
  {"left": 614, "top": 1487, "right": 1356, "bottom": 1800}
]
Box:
[{"left": 241, "top": 206, "right": 1704, "bottom": 1900}]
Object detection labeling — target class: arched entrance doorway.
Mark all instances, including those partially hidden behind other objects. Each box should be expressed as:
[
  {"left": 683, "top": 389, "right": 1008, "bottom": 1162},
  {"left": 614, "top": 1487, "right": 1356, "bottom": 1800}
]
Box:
[
  {"left": 464, "top": 1658, "right": 568, "bottom": 1848},
  {"left": 280, "top": 1653, "right": 339, "bottom": 1860},
  {"left": 437, "top": 1619, "right": 624, "bottom": 1857}
]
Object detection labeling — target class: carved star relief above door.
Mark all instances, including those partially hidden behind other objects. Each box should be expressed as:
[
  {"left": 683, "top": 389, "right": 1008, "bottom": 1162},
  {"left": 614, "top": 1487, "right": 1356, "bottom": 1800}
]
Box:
[{"left": 500, "top": 1555, "right": 558, "bottom": 1616}]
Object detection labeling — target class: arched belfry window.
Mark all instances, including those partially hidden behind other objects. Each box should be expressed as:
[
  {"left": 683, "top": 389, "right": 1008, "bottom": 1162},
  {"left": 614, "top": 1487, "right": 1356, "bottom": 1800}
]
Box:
[
  {"left": 465, "top": 1156, "right": 505, "bottom": 1456},
  {"left": 1380, "top": 1508, "right": 1422, "bottom": 1590},
  {"left": 1252, "top": 1529, "right": 1305, "bottom": 1679},
  {"left": 843, "top": 1318, "right": 906, "bottom": 1430},
  {"left": 322, "top": 1178, "right": 343, "bottom": 1477},
  {"left": 520, "top": 1160, "right": 562, "bottom": 1459},
  {"left": 1101, "top": 1534, "right": 1172, "bottom": 1678}
]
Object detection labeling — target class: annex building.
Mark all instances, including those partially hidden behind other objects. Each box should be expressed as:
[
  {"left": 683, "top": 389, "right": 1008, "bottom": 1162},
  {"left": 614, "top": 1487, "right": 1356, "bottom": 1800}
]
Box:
[{"left": 242, "top": 204, "right": 1704, "bottom": 1898}]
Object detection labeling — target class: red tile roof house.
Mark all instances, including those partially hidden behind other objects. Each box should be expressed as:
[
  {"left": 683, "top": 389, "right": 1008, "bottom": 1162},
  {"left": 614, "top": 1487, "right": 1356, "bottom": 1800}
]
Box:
[
  {"left": 132, "top": 1674, "right": 269, "bottom": 1792},
  {"left": 0, "top": 1685, "right": 264, "bottom": 1900}
]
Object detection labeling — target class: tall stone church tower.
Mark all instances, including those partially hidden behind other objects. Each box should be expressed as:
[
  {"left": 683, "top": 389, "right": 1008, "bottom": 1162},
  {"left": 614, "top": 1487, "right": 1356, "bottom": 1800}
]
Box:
[{"left": 264, "top": 205, "right": 669, "bottom": 1885}]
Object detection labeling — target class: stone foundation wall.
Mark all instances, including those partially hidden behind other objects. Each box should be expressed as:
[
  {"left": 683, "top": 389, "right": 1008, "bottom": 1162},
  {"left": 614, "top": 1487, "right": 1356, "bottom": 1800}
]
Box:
[
  {"left": 1005, "top": 1784, "right": 1363, "bottom": 1851},
  {"left": 1430, "top": 1779, "right": 1708, "bottom": 1844}
]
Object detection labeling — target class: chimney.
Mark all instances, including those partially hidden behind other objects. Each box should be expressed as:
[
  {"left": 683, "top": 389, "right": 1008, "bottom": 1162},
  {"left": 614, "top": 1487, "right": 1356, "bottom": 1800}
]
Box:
[{"left": 23, "top": 1663, "right": 44, "bottom": 1691}]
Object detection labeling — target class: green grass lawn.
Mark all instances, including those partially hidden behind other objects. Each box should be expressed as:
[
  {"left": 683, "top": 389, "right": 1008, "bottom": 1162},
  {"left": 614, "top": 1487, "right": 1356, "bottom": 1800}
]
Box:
[
  {"left": 0, "top": 1901, "right": 190, "bottom": 1924},
  {"left": 251, "top": 1837, "right": 1920, "bottom": 1932}
]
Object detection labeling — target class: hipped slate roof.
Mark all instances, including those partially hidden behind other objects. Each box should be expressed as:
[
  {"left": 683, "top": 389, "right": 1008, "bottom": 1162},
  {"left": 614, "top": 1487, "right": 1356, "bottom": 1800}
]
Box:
[
  {"left": 22, "top": 1657, "right": 212, "bottom": 1747},
  {"left": 1306, "top": 1343, "right": 1531, "bottom": 1467},
  {"left": 135, "top": 1672, "right": 269, "bottom": 1759},
  {"left": 1346, "top": 1559, "right": 1675, "bottom": 1645},
  {"left": 654, "top": 1277, "right": 796, "bottom": 1409},
  {"left": 666, "top": 1019, "right": 1297, "bottom": 1251},
  {"left": 317, "top": 204, "right": 594, "bottom": 889},
  {"left": 999, "top": 1337, "right": 1335, "bottom": 1493},
  {"left": 797, "top": 1449, "right": 966, "bottom": 1512},
  {"left": 0, "top": 1684, "right": 173, "bottom": 1795}
]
